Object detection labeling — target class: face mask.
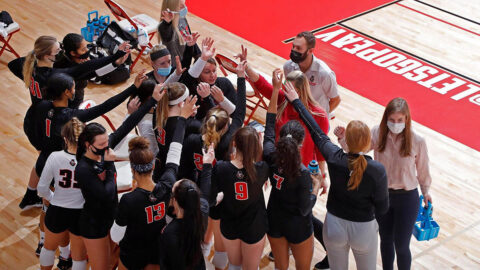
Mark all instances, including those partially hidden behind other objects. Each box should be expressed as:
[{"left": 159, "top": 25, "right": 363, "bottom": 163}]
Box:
[
  {"left": 290, "top": 49, "right": 308, "bottom": 64},
  {"left": 387, "top": 121, "right": 405, "bottom": 134},
  {"left": 69, "top": 91, "right": 76, "bottom": 101},
  {"left": 179, "top": 6, "right": 188, "bottom": 17},
  {"left": 48, "top": 55, "right": 57, "bottom": 63},
  {"left": 77, "top": 51, "right": 90, "bottom": 59},
  {"left": 91, "top": 145, "right": 108, "bottom": 156},
  {"left": 156, "top": 66, "right": 172, "bottom": 77}
]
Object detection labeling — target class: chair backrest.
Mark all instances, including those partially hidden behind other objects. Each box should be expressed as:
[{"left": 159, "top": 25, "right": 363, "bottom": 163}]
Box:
[
  {"left": 215, "top": 54, "right": 238, "bottom": 76},
  {"left": 104, "top": 0, "right": 138, "bottom": 31}
]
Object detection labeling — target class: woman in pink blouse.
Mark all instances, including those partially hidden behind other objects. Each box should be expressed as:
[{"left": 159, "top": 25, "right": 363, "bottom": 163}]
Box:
[{"left": 335, "top": 97, "right": 432, "bottom": 270}]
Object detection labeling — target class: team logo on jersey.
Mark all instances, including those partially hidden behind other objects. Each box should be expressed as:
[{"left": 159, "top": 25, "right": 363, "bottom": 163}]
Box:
[
  {"left": 70, "top": 159, "right": 76, "bottom": 166},
  {"left": 236, "top": 170, "right": 244, "bottom": 180},
  {"left": 309, "top": 75, "right": 317, "bottom": 86},
  {"left": 47, "top": 109, "right": 54, "bottom": 118},
  {"left": 149, "top": 193, "right": 158, "bottom": 202}
]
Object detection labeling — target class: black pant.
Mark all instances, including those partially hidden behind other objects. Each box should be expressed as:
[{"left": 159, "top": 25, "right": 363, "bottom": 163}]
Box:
[{"left": 377, "top": 189, "right": 419, "bottom": 270}]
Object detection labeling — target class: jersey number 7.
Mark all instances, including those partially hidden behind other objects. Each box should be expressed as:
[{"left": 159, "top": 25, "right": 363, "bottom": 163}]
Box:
[{"left": 273, "top": 174, "right": 285, "bottom": 190}]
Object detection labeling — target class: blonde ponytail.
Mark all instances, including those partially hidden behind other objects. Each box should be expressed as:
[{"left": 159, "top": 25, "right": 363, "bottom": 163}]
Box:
[
  {"left": 155, "top": 82, "right": 187, "bottom": 129},
  {"left": 345, "top": 120, "right": 371, "bottom": 190},
  {"left": 23, "top": 51, "right": 36, "bottom": 88},
  {"left": 61, "top": 117, "right": 86, "bottom": 148},
  {"left": 201, "top": 108, "right": 229, "bottom": 149},
  {"left": 23, "top": 36, "right": 58, "bottom": 88}
]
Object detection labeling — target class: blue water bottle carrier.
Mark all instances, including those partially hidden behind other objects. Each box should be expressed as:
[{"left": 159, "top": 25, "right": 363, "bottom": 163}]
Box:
[
  {"left": 412, "top": 195, "right": 440, "bottom": 241},
  {"left": 81, "top": 10, "right": 99, "bottom": 42}
]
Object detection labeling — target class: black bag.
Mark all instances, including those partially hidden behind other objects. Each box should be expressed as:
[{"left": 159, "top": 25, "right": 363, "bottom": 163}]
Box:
[
  {"left": 96, "top": 21, "right": 138, "bottom": 54},
  {"left": 0, "top": 11, "right": 14, "bottom": 26}
]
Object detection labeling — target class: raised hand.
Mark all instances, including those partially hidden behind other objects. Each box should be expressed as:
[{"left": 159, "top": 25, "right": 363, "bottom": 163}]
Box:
[
  {"left": 152, "top": 84, "right": 166, "bottom": 101},
  {"left": 211, "top": 85, "right": 225, "bottom": 103},
  {"left": 134, "top": 69, "right": 148, "bottom": 88},
  {"left": 185, "top": 32, "right": 200, "bottom": 47},
  {"left": 118, "top": 41, "right": 131, "bottom": 53},
  {"left": 236, "top": 60, "right": 247, "bottom": 78},
  {"left": 234, "top": 44, "right": 248, "bottom": 62},
  {"left": 174, "top": 55, "right": 186, "bottom": 75},
  {"left": 283, "top": 81, "right": 299, "bottom": 101},
  {"left": 115, "top": 52, "right": 130, "bottom": 66},
  {"left": 272, "top": 68, "right": 283, "bottom": 91},
  {"left": 333, "top": 126, "right": 346, "bottom": 140},
  {"left": 103, "top": 148, "right": 116, "bottom": 162},
  {"left": 202, "top": 143, "right": 216, "bottom": 164},
  {"left": 180, "top": 95, "right": 199, "bottom": 118},
  {"left": 200, "top": 37, "right": 216, "bottom": 61},
  {"left": 161, "top": 9, "right": 175, "bottom": 23},
  {"left": 197, "top": 82, "right": 211, "bottom": 98},
  {"left": 127, "top": 97, "right": 141, "bottom": 114}
]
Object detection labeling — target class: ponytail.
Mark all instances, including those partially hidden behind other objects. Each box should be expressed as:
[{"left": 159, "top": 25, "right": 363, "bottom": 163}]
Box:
[
  {"left": 201, "top": 108, "right": 229, "bottom": 149},
  {"left": 231, "top": 127, "right": 261, "bottom": 182},
  {"left": 155, "top": 83, "right": 187, "bottom": 129},
  {"left": 61, "top": 117, "right": 85, "bottom": 148},
  {"left": 275, "top": 120, "right": 304, "bottom": 180},
  {"left": 345, "top": 120, "right": 371, "bottom": 191},
  {"left": 23, "top": 36, "right": 58, "bottom": 88},
  {"left": 76, "top": 122, "right": 107, "bottom": 160},
  {"left": 173, "top": 179, "right": 204, "bottom": 269}
]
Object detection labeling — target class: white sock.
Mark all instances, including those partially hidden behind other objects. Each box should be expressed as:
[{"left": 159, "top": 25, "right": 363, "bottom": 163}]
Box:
[
  {"left": 59, "top": 244, "right": 70, "bottom": 259},
  {"left": 27, "top": 185, "right": 36, "bottom": 191},
  {"left": 39, "top": 247, "right": 55, "bottom": 266},
  {"left": 72, "top": 260, "right": 87, "bottom": 270},
  {"left": 39, "top": 230, "right": 45, "bottom": 244}
]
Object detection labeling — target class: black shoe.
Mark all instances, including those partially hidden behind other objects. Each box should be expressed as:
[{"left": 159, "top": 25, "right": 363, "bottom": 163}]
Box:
[
  {"left": 314, "top": 255, "right": 330, "bottom": 270},
  {"left": 19, "top": 190, "right": 42, "bottom": 210},
  {"left": 57, "top": 256, "right": 73, "bottom": 270},
  {"left": 267, "top": 251, "right": 274, "bottom": 261},
  {"left": 35, "top": 242, "right": 43, "bottom": 257}
]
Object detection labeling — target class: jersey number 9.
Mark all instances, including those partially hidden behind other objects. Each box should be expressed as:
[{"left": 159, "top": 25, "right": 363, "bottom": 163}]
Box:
[{"left": 234, "top": 182, "right": 248, "bottom": 200}]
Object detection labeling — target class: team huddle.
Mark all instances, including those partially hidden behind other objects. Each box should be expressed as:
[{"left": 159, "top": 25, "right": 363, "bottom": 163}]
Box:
[{"left": 8, "top": 1, "right": 433, "bottom": 270}]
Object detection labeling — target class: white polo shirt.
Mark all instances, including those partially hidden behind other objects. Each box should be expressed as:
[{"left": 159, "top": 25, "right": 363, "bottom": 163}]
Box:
[{"left": 284, "top": 55, "right": 339, "bottom": 113}]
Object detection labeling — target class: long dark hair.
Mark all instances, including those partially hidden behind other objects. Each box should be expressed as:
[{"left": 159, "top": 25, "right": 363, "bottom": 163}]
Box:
[
  {"left": 231, "top": 127, "right": 262, "bottom": 182},
  {"left": 275, "top": 120, "right": 304, "bottom": 179},
  {"left": 130, "top": 79, "right": 156, "bottom": 105},
  {"left": 76, "top": 123, "right": 107, "bottom": 160},
  {"left": 62, "top": 33, "right": 84, "bottom": 58},
  {"left": 173, "top": 179, "right": 204, "bottom": 269},
  {"left": 47, "top": 73, "right": 74, "bottom": 100}
]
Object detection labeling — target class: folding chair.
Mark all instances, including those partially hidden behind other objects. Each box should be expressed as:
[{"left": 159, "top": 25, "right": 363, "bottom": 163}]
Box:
[
  {"left": 0, "top": 21, "right": 20, "bottom": 58},
  {"left": 215, "top": 54, "right": 268, "bottom": 124},
  {"left": 104, "top": 0, "right": 159, "bottom": 71}
]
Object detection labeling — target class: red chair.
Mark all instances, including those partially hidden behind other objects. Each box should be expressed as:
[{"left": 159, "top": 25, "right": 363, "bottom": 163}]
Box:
[
  {"left": 0, "top": 21, "right": 20, "bottom": 58},
  {"left": 104, "top": 0, "right": 159, "bottom": 71},
  {"left": 215, "top": 54, "right": 268, "bottom": 124}
]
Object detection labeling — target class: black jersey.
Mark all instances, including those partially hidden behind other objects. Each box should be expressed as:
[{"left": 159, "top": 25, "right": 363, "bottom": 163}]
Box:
[
  {"left": 158, "top": 219, "right": 206, "bottom": 270},
  {"left": 8, "top": 50, "right": 125, "bottom": 105},
  {"left": 208, "top": 160, "right": 270, "bottom": 243},
  {"left": 178, "top": 77, "right": 246, "bottom": 181},
  {"left": 263, "top": 113, "right": 317, "bottom": 217}
]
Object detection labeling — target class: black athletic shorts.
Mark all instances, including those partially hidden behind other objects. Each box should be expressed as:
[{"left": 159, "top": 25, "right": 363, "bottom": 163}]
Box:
[
  {"left": 220, "top": 209, "right": 267, "bottom": 244},
  {"left": 45, "top": 205, "right": 82, "bottom": 236},
  {"left": 35, "top": 151, "right": 51, "bottom": 176},
  {"left": 78, "top": 212, "right": 113, "bottom": 239},
  {"left": 120, "top": 246, "right": 159, "bottom": 270},
  {"left": 267, "top": 207, "right": 313, "bottom": 244}
]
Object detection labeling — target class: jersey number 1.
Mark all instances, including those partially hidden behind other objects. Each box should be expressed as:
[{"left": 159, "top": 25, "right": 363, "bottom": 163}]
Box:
[
  {"left": 145, "top": 202, "right": 166, "bottom": 224},
  {"left": 234, "top": 182, "right": 248, "bottom": 200}
]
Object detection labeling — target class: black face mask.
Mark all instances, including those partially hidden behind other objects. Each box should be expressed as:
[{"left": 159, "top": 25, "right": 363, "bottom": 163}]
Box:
[
  {"left": 290, "top": 49, "right": 308, "bottom": 64},
  {"left": 77, "top": 51, "right": 90, "bottom": 59},
  {"left": 91, "top": 145, "right": 108, "bottom": 156},
  {"left": 69, "top": 91, "right": 75, "bottom": 101}
]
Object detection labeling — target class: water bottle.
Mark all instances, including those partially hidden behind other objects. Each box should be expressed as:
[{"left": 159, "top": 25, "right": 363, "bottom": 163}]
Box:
[{"left": 308, "top": 160, "right": 319, "bottom": 175}]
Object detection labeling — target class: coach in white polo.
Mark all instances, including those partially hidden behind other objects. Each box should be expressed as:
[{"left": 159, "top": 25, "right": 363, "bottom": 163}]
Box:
[{"left": 284, "top": 31, "right": 341, "bottom": 115}]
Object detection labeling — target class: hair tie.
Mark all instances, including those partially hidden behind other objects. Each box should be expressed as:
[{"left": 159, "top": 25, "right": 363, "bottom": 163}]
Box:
[
  {"left": 210, "top": 115, "right": 217, "bottom": 120},
  {"left": 358, "top": 152, "right": 364, "bottom": 155},
  {"left": 169, "top": 89, "right": 189, "bottom": 105},
  {"left": 131, "top": 162, "right": 154, "bottom": 173},
  {"left": 286, "top": 134, "right": 292, "bottom": 138}
]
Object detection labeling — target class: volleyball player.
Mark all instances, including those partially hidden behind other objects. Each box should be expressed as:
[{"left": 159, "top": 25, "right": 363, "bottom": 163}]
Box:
[
  {"left": 37, "top": 118, "right": 86, "bottom": 270},
  {"left": 7, "top": 35, "right": 130, "bottom": 212},
  {"left": 74, "top": 84, "right": 164, "bottom": 269},
  {"left": 263, "top": 69, "right": 326, "bottom": 270},
  {"left": 110, "top": 95, "right": 196, "bottom": 270},
  {"left": 284, "top": 83, "right": 389, "bottom": 270}
]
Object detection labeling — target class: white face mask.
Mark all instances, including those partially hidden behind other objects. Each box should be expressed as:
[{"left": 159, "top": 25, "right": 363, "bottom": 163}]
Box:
[{"left": 387, "top": 121, "right": 405, "bottom": 134}]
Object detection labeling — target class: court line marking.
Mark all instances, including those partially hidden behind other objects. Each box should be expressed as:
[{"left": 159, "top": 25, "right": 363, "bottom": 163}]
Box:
[
  {"left": 413, "top": 0, "right": 480, "bottom": 26},
  {"left": 396, "top": 2, "right": 480, "bottom": 37},
  {"left": 337, "top": 23, "right": 480, "bottom": 85},
  {"left": 282, "top": 0, "right": 402, "bottom": 43}
]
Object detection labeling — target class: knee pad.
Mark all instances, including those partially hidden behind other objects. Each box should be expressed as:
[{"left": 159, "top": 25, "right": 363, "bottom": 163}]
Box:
[
  {"left": 201, "top": 241, "right": 213, "bottom": 257},
  {"left": 212, "top": 251, "right": 228, "bottom": 269},
  {"left": 229, "top": 264, "right": 242, "bottom": 270},
  {"left": 72, "top": 260, "right": 87, "bottom": 270},
  {"left": 39, "top": 247, "right": 55, "bottom": 266}
]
